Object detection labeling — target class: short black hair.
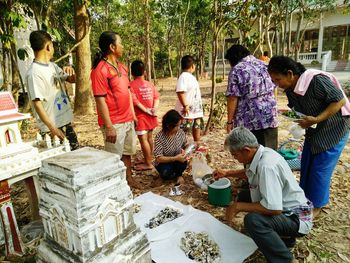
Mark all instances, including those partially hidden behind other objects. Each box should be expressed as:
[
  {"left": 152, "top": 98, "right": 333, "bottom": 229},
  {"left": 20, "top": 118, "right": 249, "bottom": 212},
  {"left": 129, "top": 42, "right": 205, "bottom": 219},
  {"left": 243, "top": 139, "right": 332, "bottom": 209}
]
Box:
[
  {"left": 131, "top": 60, "right": 145, "bottom": 77},
  {"left": 29, "top": 30, "right": 52, "bottom": 52},
  {"left": 181, "top": 55, "right": 194, "bottom": 70},
  {"left": 225, "top": 45, "right": 250, "bottom": 67},
  {"left": 263, "top": 51, "right": 269, "bottom": 56},
  {"left": 162, "top": 109, "right": 182, "bottom": 133}
]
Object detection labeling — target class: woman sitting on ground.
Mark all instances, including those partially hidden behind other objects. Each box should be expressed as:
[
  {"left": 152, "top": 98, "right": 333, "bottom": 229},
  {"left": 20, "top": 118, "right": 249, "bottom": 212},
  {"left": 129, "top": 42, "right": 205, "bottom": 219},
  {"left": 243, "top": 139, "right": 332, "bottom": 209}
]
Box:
[{"left": 153, "top": 109, "right": 188, "bottom": 185}]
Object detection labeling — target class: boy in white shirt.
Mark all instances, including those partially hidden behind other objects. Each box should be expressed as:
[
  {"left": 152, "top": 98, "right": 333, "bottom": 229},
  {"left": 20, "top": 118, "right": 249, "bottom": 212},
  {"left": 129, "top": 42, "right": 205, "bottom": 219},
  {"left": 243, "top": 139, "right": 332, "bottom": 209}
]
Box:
[
  {"left": 175, "top": 55, "right": 204, "bottom": 144},
  {"left": 26, "top": 30, "right": 78, "bottom": 150}
]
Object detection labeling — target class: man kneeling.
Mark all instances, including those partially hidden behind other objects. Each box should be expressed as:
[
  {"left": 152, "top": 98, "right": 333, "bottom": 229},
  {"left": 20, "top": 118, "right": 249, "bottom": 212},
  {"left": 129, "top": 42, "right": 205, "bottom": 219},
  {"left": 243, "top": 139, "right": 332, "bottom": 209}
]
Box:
[{"left": 214, "top": 127, "right": 312, "bottom": 263}]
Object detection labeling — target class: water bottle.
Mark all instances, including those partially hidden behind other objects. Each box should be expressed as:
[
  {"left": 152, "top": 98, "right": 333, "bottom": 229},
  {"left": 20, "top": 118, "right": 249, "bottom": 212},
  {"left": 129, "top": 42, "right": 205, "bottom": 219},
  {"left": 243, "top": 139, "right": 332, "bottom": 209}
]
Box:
[{"left": 184, "top": 143, "right": 197, "bottom": 156}]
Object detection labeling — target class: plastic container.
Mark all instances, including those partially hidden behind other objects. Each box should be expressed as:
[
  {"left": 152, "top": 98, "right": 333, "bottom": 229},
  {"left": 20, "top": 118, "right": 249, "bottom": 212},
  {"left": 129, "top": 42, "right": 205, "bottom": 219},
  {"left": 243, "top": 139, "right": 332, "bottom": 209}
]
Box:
[{"left": 208, "top": 178, "right": 232, "bottom": 207}]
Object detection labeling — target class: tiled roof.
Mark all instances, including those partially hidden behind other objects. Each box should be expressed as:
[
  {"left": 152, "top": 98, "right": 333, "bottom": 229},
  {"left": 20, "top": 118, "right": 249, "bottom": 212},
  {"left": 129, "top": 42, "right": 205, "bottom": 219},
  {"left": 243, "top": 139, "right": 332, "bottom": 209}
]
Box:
[
  {"left": 0, "top": 92, "right": 30, "bottom": 122},
  {"left": 0, "top": 92, "right": 17, "bottom": 114}
]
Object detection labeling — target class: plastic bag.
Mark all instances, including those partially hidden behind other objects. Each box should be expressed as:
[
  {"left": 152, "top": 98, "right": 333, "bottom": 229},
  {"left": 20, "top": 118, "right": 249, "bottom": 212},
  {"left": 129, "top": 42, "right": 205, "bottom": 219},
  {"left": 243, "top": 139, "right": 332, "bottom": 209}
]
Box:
[
  {"left": 288, "top": 123, "right": 305, "bottom": 139},
  {"left": 191, "top": 152, "right": 213, "bottom": 190}
]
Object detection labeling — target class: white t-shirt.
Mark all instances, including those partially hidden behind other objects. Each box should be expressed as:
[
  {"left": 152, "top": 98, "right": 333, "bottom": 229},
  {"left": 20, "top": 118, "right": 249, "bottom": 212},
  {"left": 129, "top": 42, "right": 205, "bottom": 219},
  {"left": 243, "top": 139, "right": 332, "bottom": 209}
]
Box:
[
  {"left": 175, "top": 72, "right": 203, "bottom": 119},
  {"left": 26, "top": 61, "right": 73, "bottom": 132}
]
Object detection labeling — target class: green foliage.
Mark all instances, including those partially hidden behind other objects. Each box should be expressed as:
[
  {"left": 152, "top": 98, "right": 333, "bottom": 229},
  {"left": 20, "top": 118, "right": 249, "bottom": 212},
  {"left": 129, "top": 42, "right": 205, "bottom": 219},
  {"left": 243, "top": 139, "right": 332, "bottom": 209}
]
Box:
[
  {"left": 311, "top": 60, "right": 319, "bottom": 65},
  {"left": 215, "top": 77, "right": 223, "bottom": 83},
  {"left": 203, "top": 92, "right": 227, "bottom": 128},
  {"left": 17, "top": 48, "right": 29, "bottom": 61}
]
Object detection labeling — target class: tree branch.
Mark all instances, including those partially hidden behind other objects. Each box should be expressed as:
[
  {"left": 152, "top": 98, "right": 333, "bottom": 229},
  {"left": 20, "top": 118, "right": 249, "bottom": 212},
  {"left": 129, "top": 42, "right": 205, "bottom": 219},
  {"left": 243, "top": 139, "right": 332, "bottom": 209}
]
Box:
[{"left": 54, "top": 25, "right": 91, "bottom": 64}]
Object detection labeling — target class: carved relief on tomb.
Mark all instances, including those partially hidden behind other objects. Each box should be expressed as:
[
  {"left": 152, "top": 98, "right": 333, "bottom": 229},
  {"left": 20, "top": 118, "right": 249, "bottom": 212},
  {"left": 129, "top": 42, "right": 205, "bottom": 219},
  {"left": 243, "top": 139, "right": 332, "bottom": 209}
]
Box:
[
  {"left": 50, "top": 206, "right": 71, "bottom": 250},
  {"left": 92, "top": 198, "right": 127, "bottom": 247}
]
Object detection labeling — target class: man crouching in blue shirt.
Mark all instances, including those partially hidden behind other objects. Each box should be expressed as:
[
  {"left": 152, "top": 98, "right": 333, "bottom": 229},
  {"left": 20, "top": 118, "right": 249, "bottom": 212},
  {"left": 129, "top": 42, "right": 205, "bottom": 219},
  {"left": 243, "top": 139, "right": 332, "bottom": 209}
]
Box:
[{"left": 214, "top": 127, "right": 313, "bottom": 263}]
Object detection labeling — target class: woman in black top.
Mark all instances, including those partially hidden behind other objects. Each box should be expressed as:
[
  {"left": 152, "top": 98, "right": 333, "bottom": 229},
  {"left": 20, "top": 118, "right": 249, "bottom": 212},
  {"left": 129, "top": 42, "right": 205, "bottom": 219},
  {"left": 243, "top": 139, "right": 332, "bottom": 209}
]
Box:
[{"left": 268, "top": 56, "right": 350, "bottom": 218}]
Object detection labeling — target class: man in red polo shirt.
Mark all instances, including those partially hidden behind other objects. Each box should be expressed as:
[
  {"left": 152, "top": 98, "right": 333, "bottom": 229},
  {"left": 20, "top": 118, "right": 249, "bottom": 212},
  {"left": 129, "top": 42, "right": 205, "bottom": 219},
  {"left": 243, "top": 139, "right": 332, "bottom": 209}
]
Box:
[{"left": 91, "top": 31, "right": 140, "bottom": 189}]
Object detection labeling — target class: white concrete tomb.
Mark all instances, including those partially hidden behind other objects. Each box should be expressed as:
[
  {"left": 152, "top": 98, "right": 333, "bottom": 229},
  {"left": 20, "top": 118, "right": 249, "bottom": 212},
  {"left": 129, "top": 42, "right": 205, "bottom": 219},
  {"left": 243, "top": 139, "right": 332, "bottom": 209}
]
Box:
[{"left": 36, "top": 147, "right": 151, "bottom": 263}]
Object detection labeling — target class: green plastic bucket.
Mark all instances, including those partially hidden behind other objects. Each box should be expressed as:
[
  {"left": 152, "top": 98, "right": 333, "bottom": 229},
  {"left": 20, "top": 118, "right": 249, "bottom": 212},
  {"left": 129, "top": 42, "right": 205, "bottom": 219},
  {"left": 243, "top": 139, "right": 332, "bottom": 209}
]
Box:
[{"left": 208, "top": 178, "right": 232, "bottom": 206}]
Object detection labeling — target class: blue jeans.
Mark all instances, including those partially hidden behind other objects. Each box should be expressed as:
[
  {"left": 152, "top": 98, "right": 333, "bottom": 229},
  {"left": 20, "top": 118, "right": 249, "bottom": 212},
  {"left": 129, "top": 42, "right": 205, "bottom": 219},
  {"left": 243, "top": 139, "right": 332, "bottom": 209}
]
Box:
[{"left": 155, "top": 161, "right": 187, "bottom": 180}]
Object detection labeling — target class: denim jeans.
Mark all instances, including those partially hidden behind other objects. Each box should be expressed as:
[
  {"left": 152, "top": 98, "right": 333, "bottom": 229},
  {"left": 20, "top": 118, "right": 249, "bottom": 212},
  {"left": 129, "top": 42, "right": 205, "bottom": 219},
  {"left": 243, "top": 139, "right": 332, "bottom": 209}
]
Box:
[
  {"left": 155, "top": 161, "right": 187, "bottom": 180},
  {"left": 238, "top": 190, "right": 302, "bottom": 262}
]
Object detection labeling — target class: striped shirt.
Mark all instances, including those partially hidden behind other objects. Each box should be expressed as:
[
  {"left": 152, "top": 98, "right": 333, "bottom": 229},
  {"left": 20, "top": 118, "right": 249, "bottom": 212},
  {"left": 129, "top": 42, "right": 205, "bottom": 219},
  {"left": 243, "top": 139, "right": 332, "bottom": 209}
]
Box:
[
  {"left": 285, "top": 74, "right": 350, "bottom": 154},
  {"left": 154, "top": 129, "right": 187, "bottom": 162}
]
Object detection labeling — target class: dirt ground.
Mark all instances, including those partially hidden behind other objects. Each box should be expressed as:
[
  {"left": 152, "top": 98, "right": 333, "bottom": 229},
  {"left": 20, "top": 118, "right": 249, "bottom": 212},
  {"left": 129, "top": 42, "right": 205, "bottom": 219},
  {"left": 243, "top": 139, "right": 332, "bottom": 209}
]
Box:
[{"left": 6, "top": 77, "right": 350, "bottom": 262}]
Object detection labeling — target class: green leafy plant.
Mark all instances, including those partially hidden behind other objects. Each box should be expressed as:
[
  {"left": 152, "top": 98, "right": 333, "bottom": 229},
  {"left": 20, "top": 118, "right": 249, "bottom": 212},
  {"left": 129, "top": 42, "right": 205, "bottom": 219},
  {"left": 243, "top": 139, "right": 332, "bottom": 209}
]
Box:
[{"left": 282, "top": 111, "right": 300, "bottom": 119}]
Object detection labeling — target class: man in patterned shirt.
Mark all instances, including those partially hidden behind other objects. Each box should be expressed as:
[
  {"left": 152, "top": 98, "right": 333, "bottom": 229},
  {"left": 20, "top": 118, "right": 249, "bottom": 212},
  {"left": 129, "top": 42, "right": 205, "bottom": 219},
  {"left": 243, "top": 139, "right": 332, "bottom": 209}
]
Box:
[{"left": 225, "top": 45, "right": 278, "bottom": 150}]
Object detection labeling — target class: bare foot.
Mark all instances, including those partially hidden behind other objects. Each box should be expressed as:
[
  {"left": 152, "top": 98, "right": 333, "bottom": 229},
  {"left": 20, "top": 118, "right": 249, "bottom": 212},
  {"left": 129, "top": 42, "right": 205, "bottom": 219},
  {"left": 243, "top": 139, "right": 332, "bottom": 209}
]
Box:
[
  {"left": 134, "top": 158, "right": 145, "bottom": 165},
  {"left": 177, "top": 176, "right": 185, "bottom": 185},
  {"left": 135, "top": 163, "right": 154, "bottom": 171},
  {"left": 312, "top": 207, "right": 322, "bottom": 219}
]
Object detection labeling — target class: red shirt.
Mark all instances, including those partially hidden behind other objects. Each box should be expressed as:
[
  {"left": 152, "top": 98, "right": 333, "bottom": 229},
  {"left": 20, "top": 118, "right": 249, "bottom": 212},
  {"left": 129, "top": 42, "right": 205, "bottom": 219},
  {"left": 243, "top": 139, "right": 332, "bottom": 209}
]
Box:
[
  {"left": 91, "top": 60, "right": 133, "bottom": 126},
  {"left": 130, "top": 78, "right": 159, "bottom": 131}
]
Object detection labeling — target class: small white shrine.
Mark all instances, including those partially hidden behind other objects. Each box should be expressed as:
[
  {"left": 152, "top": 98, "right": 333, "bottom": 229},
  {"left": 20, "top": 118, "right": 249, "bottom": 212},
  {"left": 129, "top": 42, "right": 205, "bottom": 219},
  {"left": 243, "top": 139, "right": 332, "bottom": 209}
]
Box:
[
  {"left": 0, "top": 91, "right": 70, "bottom": 181},
  {"left": 36, "top": 147, "right": 151, "bottom": 263},
  {"left": 0, "top": 91, "right": 71, "bottom": 258}
]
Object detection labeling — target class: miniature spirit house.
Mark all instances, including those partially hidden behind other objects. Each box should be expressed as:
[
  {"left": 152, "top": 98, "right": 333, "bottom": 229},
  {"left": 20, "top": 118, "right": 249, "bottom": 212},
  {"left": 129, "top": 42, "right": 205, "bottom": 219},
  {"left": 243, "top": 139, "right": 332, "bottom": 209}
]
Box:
[{"left": 0, "top": 92, "right": 33, "bottom": 164}]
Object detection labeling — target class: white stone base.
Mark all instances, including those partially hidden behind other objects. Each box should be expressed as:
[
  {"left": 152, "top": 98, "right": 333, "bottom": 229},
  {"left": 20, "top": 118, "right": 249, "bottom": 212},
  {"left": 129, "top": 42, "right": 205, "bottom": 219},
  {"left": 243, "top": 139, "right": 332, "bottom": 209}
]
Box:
[{"left": 37, "top": 228, "right": 151, "bottom": 263}]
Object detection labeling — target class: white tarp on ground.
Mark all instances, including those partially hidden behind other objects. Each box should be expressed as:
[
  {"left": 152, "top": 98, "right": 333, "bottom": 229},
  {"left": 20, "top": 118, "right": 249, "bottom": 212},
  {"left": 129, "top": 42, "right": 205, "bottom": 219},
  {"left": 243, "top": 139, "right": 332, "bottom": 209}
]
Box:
[{"left": 134, "top": 192, "right": 257, "bottom": 263}]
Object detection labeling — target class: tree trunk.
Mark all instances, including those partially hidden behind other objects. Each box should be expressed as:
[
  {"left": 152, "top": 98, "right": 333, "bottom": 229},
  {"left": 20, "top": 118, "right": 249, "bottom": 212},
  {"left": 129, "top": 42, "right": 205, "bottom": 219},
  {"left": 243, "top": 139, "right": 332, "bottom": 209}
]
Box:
[
  {"left": 166, "top": 24, "right": 173, "bottom": 78},
  {"left": 151, "top": 47, "right": 157, "bottom": 84},
  {"left": 1, "top": 49, "right": 9, "bottom": 91},
  {"left": 167, "top": 46, "right": 173, "bottom": 78},
  {"left": 73, "top": 0, "right": 94, "bottom": 115},
  {"left": 281, "top": 11, "right": 287, "bottom": 55},
  {"left": 204, "top": 0, "right": 218, "bottom": 135},
  {"left": 287, "top": 12, "right": 293, "bottom": 56},
  {"left": 10, "top": 44, "right": 21, "bottom": 102},
  {"left": 275, "top": 24, "right": 281, "bottom": 55},
  {"left": 265, "top": 14, "right": 273, "bottom": 57},
  {"left": 258, "top": 15, "right": 264, "bottom": 55},
  {"left": 204, "top": 33, "right": 218, "bottom": 135},
  {"left": 222, "top": 36, "right": 225, "bottom": 79},
  {"left": 199, "top": 36, "right": 206, "bottom": 78},
  {"left": 144, "top": 0, "right": 152, "bottom": 81},
  {"left": 294, "top": 12, "right": 303, "bottom": 61}
]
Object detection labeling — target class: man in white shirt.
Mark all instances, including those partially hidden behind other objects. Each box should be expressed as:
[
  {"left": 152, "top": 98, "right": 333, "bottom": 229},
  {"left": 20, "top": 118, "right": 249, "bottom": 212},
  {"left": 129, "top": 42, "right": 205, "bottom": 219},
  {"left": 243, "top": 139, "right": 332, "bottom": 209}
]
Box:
[
  {"left": 175, "top": 55, "right": 203, "bottom": 144},
  {"left": 26, "top": 30, "right": 78, "bottom": 150},
  {"left": 214, "top": 127, "right": 313, "bottom": 262}
]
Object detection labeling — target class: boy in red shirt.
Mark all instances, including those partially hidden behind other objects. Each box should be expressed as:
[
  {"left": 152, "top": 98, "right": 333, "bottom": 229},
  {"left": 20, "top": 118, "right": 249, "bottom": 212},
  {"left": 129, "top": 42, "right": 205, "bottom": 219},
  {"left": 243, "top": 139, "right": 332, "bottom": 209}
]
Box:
[{"left": 130, "top": 60, "right": 160, "bottom": 170}]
